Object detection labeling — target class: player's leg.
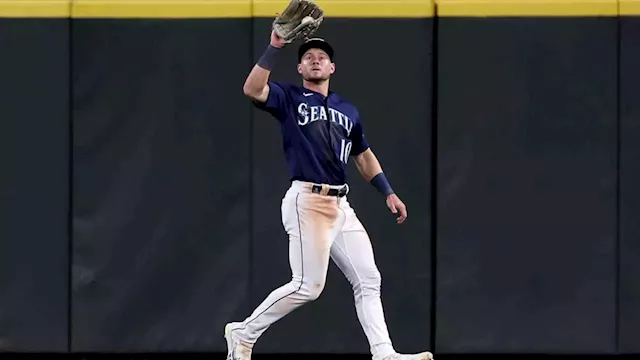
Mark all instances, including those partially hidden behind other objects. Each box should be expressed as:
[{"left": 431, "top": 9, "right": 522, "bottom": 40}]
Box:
[
  {"left": 330, "top": 213, "right": 395, "bottom": 360},
  {"left": 225, "top": 182, "right": 345, "bottom": 358},
  {"left": 330, "top": 198, "right": 433, "bottom": 360}
]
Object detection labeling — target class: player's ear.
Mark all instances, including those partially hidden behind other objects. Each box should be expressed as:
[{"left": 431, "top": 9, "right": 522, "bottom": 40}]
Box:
[
  {"left": 297, "top": 63, "right": 303, "bottom": 74},
  {"left": 330, "top": 63, "right": 336, "bottom": 74}
]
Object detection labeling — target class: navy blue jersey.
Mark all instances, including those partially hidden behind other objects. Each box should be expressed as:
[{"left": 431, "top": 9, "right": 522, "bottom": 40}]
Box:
[{"left": 254, "top": 81, "right": 370, "bottom": 185}]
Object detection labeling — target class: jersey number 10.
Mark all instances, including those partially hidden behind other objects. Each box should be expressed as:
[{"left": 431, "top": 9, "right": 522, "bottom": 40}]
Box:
[{"left": 339, "top": 139, "right": 352, "bottom": 164}]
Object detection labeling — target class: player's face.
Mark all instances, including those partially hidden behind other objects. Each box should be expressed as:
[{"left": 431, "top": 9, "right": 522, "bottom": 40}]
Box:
[{"left": 298, "top": 49, "right": 335, "bottom": 82}]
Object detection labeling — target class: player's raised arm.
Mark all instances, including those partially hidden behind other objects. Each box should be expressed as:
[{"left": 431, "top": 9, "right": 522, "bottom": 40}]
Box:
[{"left": 242, "top": 30, "right": 286, "bottom": 103}]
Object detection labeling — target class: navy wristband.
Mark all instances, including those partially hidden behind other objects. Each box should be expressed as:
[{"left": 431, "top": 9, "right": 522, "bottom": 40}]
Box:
[
  {"left": 257, "top": 44, "right": 281, "bottom": 71},
  {"left": 370, "top": 172, "right": 394, "bottom": 197}
]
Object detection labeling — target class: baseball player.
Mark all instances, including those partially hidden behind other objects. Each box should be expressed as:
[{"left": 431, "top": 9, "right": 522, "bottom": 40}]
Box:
[{"left": 224, "top": 29, "right": 434, "bottom": 360}]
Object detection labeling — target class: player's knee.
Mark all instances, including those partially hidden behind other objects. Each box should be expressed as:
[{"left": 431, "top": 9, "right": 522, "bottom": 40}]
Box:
[
  {"left": 356, "top": 268, "right": 381, "bottom": 295},
  {"left": 299, "top": 279, "right": 326, "bottom": 301},
  {"left": 307, "top": 284, "right": 324, "bottom": 301}
]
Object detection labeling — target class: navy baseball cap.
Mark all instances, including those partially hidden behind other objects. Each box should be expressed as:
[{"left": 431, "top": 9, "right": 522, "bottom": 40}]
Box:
[{"left": 298, "top": 38, "right": 334, "bottom": 62}]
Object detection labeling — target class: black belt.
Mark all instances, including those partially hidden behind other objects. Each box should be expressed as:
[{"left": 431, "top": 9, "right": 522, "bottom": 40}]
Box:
[{"left": 311, "top": 184, "right": 348, "bottom": 197}]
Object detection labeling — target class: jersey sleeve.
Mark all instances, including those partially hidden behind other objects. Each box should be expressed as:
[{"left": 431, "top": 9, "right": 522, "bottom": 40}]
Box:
[
  {"left": 252, "top": 81, "right": 287, "bottom": 120},
  {"left": 349, "top": 113, "right": 370, "bottom": 156}
]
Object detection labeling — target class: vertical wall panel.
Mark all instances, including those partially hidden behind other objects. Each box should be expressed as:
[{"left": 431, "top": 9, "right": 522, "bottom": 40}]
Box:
[
  {"left": 618, "top": 14, "right": 640, "bottom": 355},
  {"left": 436, "top": 17, "right": 618, "bottom": 353},
  {"left": 71, "top": 19, "right": 252, "bottom": 352},
  {"left": 249, "top": 18, "right": 433, "bottom": 354},
  {"left": 0, "top": 19, "right": 69, "bottom": 352}
]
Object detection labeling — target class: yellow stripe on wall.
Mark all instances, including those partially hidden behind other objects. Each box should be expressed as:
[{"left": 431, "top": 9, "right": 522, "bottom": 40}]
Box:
[
  {"left": 0, "top": 0, "right": 435, "bottom": 18},
  {"left": 253, "top": 0, "right": 435, "bottom": 18},
  {"left": 72, "top": 0, "right": 251, "bottom": 18},
  {"left": 3, "top": 0, "right": 640, "bottom": 18},
  {"left": 436, "top": 0, "right": 618, "bottom": 17},
  {"left": 620, "top": 0, "right": 640, "bottom": 15},
  {"left": 0, "top": 0, "right": 69, "bottom": 18}
]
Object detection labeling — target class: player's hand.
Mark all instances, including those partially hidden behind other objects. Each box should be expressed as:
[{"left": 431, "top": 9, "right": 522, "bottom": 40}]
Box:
[
  {"left": 270, "top": 30, "right": 286, "bottom": 48},
  {"left": 386, "top": 194, "right": 407, "bottom": 224}
]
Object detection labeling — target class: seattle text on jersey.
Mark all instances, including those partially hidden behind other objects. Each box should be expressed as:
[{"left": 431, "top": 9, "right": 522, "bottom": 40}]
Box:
[{"left": 254, "top": 81, "right": 370, "bottom": 185}]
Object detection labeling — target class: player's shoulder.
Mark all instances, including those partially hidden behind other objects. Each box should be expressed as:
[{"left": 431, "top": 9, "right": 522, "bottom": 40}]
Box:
[
  {"left": 331, "top": 91, "right": 356, "bottom": 106},
  {"left": 330, "top": 92, "right": 361, "bottom": 117}
]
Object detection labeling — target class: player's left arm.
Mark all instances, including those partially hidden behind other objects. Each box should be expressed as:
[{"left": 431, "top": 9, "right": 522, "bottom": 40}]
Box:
[
  {"left": 353, "top": 149, "right": 407, "bottom": 224},
  {"left": 350, "top": 118, "right": 407, "bottom": 224}
]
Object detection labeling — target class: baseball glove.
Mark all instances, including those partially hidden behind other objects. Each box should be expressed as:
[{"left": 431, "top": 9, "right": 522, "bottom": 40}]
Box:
[{"left": 272, "top": 0, "right": 324, "bottom": 45}]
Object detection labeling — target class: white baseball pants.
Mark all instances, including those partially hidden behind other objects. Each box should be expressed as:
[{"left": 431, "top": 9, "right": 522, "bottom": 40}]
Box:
[{"left": 229, "top": 180, "right": 396, "bottom": 360}]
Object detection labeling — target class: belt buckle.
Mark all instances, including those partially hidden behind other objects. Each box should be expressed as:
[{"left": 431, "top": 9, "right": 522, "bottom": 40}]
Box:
[{"left": 311, "top": 184, "right": 347, "bottom": 197}]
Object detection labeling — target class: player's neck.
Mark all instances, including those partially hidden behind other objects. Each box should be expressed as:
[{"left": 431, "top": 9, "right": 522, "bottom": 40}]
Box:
[{"left": 302, "top": 80, "right": 329, "bottom": 97}]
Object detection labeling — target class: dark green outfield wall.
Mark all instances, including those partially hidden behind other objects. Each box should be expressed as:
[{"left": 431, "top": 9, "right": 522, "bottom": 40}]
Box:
[
  {"left": 436, "top": 17, "right": 618, "bottom": 354},
  {"left": 0, "top": 14, "right": 638, "bottom": 356},
  {"left": 0, "top": 19, "right": 70, "bottom": 352},
  {"left": 619, "top": 16, "right": 640, "bottom": 355}
]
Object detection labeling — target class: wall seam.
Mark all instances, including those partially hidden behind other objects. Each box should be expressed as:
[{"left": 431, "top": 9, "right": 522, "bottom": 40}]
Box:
[
  {"left": 66, "top": 0, "right": 73, "bottom": 354},
  {"left": 615, "top": 0, "right": 622, "bottom": 354},
  {"left": 429, "top": 0, "right": 439, "bottom": 354}
]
